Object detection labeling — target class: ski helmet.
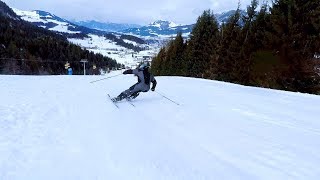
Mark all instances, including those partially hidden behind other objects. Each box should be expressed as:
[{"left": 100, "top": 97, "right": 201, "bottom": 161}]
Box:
[{"left": 139, "top": 62, "right": 149, "bottom": 70}]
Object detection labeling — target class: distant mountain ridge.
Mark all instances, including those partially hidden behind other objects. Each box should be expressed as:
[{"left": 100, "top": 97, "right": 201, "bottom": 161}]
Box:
[
  {"left": 119, "top": 10, "right": 247, "bottom": 38},
  {"left": 121, "top": 20, "right": 193, "bottom": 38},
  {"left": 72, "top": 20, "right": 141, "bottom": 32}
]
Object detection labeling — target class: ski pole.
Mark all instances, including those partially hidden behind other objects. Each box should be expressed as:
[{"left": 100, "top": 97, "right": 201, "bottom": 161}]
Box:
[
  {"left": 155, "top": 91, "right": 180, "bottom": 106},
  {"left": 89, "top": 74, "right": 122, "bottom": 83}
]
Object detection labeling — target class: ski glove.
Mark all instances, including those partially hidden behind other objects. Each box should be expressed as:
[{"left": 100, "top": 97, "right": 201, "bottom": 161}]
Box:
[{"left": 151, "top": 79, "right": 157, "bottom": 91}]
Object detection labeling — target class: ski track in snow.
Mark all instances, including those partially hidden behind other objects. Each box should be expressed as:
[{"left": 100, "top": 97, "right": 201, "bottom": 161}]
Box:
[{"left": 1, "top": 74, "right": 320, "bottom": 180}]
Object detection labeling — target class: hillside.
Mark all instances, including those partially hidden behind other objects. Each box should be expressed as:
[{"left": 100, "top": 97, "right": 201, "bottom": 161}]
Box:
[
  {"left": 1, "top": 74, "right": 320, "bottom": 179},
  {"left": 12, "top": 8, "right": 151, "bottom": 50},
  {"left": 0, "top": 1, "right": 120, "bottom": 75},
  {"left": 13, "top": 8, "right": 106, "bottom": 36}
]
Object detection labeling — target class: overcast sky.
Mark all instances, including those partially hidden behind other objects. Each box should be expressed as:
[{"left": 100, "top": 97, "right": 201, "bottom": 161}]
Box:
[{"left": 2, "top": 0, "right": 260, "bottom": 25}]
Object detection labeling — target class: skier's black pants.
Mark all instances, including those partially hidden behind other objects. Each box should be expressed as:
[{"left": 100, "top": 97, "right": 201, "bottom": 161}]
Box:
[{"left": 117, "top": 83, "right": 148, "bottom": 101}]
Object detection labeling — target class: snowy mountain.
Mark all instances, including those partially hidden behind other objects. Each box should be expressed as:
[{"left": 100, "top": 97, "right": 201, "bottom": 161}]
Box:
[
  {"left": 121, "top": 20, "right": 193, "bottom": 38},
  {"left": 72, "top": 20, "right": 141, "bottom": 32},
  {"left": 149, "top": 20, "right": 181, "bottom": 28},
  {"left": 12, "top": 8, "right": 105, "bottom": 35},
  {"left": 121, "top": 10, "right": 247, "bottom": 38},
  {"left": 1, "top": 74, "right": 320, "bottom": 179}
]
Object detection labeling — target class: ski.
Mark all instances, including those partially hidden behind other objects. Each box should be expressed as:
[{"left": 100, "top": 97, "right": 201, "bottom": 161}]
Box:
[
  {"left": 126, "top": 98, "right": 135, "bottom": 107},
  {"left": 107, "top": 94, "right": 119, "bottom": 109}
]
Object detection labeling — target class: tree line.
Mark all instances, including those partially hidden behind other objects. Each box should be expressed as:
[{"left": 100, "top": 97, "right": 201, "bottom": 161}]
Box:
[{"left": 151, "top": 0, "right": 320, "bottom": 94}]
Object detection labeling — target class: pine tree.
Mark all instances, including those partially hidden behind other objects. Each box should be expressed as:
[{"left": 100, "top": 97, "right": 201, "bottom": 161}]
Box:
[
  {"left": 242, "top": 0, "right": 258, "bottom": 43},
  {"left": 248, "top": 2, "right": 287, "bottom": 88},
  {"left": 161, "top": 40, "right": 174, "bottom": 75},
  {"left": 218, "top": 7, "right": 242, "bottom": 82},
  {"left": 269, "top": 0, "right": 320, "bottom": 92},
  {"left": 235, "top": 0, "right": 260, "bottom": 84},
  {"left": 165, "top": 32, "right": 186, "bottom": 76},
  {"left": 151, "top": 47, "right": 166, "bottom": 76},
  {"left": 173, "top": 32, "right": 187, "bottom": 76},
  {"left": 187, "top": 9, "right": 220, "bottom": 78}
]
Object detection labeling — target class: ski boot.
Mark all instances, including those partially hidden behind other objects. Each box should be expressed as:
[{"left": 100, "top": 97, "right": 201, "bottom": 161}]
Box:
[
  {"left": 127, "top": 92, "right": 140, "bottom": 101},
  {"left": 111, "top": 97, "right": 120, "bottom": 102},
  {"left": 112, "top": 93, "right": 127, "bottom": 102}
]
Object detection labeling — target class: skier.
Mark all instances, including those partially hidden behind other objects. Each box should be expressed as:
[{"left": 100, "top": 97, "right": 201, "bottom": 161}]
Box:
[{"left": 111, "top": 63, "right": 157, "bottom": 102}]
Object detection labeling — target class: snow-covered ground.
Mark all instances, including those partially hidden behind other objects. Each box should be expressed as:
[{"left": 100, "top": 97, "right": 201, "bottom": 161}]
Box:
[{"left": 1, "top": 74, "right": 320, "bottom": 180}]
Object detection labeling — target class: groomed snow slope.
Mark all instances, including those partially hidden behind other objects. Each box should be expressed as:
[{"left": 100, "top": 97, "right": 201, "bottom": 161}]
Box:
[{"left": 1, "top": 74, "right": 320, "bottom": 180}]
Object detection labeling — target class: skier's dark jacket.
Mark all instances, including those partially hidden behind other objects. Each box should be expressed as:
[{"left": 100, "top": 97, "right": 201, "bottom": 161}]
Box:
[{"left": 123, "top": 68, "right": 157, "bottom": 92}]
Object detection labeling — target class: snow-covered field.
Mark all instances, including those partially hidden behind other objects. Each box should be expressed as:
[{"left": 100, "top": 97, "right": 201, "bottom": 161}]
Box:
[
  {"left": 1, "top": 74, "right": 320, "bottom": 180},
  {"left": 69, "top": 34, "right": 127, "bottom": 51},
  {"left": 69, "top": 34, "right": 158, "bottom": 67}
]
